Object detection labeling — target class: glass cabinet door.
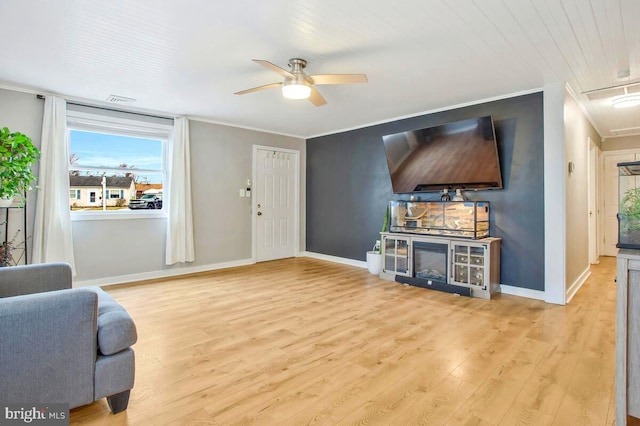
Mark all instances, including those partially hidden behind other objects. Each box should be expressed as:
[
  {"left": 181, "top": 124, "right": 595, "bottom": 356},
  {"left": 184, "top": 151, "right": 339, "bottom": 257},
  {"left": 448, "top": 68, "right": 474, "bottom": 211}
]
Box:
[
  {"left": 396, "top": 239, "right": 408, "bottom": 273},
  {"left": 384, "top": 238, "right": 396, "bottom": 271},
  {"left": 470, "top": 246, "right": 484, "bottom": 266},
  {"left": 382, "top": 236, "right": 410, "bottom": 276},
  {"left": 452, "top": 244, "right": 486, "bottom": 287}
]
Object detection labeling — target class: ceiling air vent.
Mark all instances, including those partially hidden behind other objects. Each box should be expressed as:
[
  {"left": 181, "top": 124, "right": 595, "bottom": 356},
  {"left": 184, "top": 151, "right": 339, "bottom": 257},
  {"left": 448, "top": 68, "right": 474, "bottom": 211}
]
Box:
[
  {"left": 105, "top": 95, "right": 136, "bottom": 105},
  {"left": 611, "top": 127, "right": 640, "bottom": 137},
  {"left": 583, "top": 82, "right": 640, "bottom": 101}
]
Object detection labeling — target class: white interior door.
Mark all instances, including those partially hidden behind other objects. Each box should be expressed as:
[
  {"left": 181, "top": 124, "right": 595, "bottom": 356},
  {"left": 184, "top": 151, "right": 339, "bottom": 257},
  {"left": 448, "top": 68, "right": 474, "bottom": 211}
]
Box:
[
  {"left": 603, "top": 152, "right": 636, "bottom": 256},
  {"left": 588, "top": 138, "right": 598, "bottom": 264},
  {"left": 254, "top": 147, "right": 298, "bottom": 262}
]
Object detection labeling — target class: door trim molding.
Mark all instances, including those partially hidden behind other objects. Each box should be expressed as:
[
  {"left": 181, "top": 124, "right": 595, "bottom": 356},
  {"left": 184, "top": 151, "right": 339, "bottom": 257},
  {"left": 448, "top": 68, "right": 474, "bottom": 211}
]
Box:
[
  {"left": 588, "top": 137, "right": 599, "bottom": 264},
  {"left": 251, "top": 145, "right": 300, "bottom": 263}
]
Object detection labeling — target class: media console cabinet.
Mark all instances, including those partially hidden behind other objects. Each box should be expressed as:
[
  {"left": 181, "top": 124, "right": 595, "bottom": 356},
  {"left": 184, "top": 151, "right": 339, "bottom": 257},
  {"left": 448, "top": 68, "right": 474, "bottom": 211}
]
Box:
[
  {"left": 616, "top": 249, "right": 640, "bottom": 425},
  {"left": 380, "top": 232, "right": 501, "bottom": 299}
]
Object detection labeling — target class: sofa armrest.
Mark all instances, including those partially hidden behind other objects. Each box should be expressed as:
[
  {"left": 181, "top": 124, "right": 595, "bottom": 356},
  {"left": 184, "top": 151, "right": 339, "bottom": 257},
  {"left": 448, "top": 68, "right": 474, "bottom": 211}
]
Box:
[
  {"left": 0, "top": 262, "right": 72, "bottom": 298},
  {"left": 90, "top": 287, "right": 137, "bottom": 355},
  {"left": 0, "top": 288, "right": 98, "bottom": 408}
]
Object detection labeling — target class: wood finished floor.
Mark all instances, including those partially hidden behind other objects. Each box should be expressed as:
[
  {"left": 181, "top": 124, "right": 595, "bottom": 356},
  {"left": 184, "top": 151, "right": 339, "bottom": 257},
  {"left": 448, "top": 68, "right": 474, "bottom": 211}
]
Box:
[{"left": 70, "top": 256, "right": 617, "bottom": 425}]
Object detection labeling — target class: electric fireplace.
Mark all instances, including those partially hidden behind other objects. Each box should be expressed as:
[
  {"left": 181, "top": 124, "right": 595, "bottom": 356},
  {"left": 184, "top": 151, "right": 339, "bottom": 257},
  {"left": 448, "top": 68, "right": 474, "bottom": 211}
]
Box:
[
  {"left": 412, "top": 241, "right": 448, "bottom": 282},
  {"left": 393, "top": 238, "right": 472, "bottom": 297}
]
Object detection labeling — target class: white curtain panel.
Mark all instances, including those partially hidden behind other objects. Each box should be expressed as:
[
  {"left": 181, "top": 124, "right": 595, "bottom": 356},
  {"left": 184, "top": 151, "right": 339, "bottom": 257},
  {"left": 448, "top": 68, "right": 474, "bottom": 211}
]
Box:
[
  {"left": 32, "top": 96, "right": 76, "bottom": 274},
  {"left": 165, "top": 117, "right": 195, "bottom": 265}
]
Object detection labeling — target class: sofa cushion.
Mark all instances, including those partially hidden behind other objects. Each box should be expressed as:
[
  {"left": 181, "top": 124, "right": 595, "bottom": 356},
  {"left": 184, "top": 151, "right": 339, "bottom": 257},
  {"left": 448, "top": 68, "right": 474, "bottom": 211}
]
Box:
[
  {"left": 0, "top": 288, "right": 97, "bottom": 408},
  {"left": 89, "top": 287, "right": 137, "bottom": 356}
]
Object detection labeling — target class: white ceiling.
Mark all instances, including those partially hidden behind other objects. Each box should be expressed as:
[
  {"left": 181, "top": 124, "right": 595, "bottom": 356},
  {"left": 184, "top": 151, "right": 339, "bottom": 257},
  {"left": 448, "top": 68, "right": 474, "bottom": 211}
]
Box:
[{"left": 0, "top": 0, "right": 638, "bottom": 139}]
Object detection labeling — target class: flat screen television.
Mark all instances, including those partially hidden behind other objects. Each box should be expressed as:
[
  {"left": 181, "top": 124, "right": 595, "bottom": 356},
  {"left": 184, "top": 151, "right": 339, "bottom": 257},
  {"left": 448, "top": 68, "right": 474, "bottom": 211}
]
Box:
[{"left": 382, "top": 115, "right": 503, "bottom": 193}]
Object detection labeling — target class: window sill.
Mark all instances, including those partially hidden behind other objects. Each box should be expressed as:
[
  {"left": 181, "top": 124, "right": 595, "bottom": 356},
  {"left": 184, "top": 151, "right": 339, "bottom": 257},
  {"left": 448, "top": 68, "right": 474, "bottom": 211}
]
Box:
[{"left": 71, "top": 210, "right": 168, "bottom": 221}]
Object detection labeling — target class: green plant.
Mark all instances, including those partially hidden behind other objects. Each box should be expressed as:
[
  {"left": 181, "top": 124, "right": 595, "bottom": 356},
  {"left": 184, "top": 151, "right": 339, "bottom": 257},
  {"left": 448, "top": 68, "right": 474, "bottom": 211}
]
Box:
[
  {"left": 0, "top": 127, "right": 40, "bottom": 201},
  {"left": 621, "top": 187, "right": 640, "bottom": 231}
]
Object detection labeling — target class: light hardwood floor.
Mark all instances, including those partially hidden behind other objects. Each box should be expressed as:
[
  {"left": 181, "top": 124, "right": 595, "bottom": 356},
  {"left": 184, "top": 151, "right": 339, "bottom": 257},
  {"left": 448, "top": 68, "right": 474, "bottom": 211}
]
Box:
[{"left": 71, "top": 256, "right": 617, "bottom": 425}]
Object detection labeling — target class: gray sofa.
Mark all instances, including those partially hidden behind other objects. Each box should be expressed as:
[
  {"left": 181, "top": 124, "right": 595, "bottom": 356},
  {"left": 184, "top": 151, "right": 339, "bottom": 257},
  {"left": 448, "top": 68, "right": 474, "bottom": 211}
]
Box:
[{"left": 0, "top": 263, "right": 137, "bottom": 414}]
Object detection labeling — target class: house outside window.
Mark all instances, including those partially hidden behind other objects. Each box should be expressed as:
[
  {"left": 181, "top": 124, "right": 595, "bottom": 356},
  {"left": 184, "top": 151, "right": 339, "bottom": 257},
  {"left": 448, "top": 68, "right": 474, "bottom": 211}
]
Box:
[
  {"left": 66, "top": 103, "right": 173, "bottom": 218},
  {"left": 70, "top": 176, "right": 135, "bottom": 209}
]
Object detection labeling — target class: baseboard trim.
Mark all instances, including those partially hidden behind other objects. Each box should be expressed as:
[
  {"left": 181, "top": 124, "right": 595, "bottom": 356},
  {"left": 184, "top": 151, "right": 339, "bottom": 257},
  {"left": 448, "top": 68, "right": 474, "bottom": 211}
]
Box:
[
  {"left": 301, "top": 251, "right": 367, "bottom": 269},
  {"left": 565, "top": 266, "right": 591, "bottom": 304},
  {"left": 303, "top": 251, "right": 550, "bottom": 302},
  {"left": 498, "top": 284, "right": 546, "bottom": 301},
  {"left": 73, "top": 258, "right": 255, "bottom": 288}
]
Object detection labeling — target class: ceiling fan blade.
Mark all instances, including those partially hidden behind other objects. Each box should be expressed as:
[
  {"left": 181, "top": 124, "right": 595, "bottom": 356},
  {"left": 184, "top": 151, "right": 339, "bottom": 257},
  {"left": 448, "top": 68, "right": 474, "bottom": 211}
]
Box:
[
  {"left": 310, "top": 74, "right": 368, "bottom": 85},
  {"left": 252, "top": 59, "right": 294, "bottom": 78},
  {"left": 308, "top": 87, "right": 327, "bottom": 106},
  {"left": 234, "top": 82, "right": 282, "bottom": 95}
]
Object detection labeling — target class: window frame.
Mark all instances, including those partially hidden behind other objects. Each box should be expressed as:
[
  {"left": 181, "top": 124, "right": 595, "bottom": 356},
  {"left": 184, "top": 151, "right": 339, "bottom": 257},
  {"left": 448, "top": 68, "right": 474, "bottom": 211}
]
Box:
[
  {"left": 67, "top": 107, "right": 173, "bottom": 221},
  {"left": 106, "top": 189, "right": 125, "bottom": 199}
]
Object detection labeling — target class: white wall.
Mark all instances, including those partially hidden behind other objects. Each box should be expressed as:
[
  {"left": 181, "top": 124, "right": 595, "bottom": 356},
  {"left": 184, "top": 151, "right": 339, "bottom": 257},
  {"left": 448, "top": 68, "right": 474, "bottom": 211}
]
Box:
[
  {"left": 563, "top": 87, "right": 602, "bottom": 300},
  {"left": 72, "top": 119, "right": 305, "bottom": 284},
  {"left": 0, "top": 89, "right": 44, "bottom": 264},
  {"left": 602, "top": 135, "right": 640, "bottom": 151},
  {"left": 543, "top": 83, "right": 567, "bottom": 304},
  {"left": 188, "top": 120, "right": 306, "bottom": 267},
  {"left": 0, "top": 86, "right": 306, "bottom": 284}
]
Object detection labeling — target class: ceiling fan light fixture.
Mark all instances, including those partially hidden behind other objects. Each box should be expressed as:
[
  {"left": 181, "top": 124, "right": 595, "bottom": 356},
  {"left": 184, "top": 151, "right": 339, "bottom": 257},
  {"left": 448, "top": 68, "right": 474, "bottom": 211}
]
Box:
[
  {"left": 282, "top": 76, "right": 311, "bottom": 100},
  {"left": 282, "top": 83, "right": 311, "bottom": 100},
  {"left": 612, "top": 94, "right": 640, "bottom": 109}
]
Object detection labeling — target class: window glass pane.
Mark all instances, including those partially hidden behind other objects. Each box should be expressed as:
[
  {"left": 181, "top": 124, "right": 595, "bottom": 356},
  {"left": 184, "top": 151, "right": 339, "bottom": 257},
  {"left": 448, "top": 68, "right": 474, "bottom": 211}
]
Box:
[
  {"left": 69, "top": 129, "right": 165, "bottom": 213},
  {"left": 70, "top": 130, "right": 163, "bottom": 171}
]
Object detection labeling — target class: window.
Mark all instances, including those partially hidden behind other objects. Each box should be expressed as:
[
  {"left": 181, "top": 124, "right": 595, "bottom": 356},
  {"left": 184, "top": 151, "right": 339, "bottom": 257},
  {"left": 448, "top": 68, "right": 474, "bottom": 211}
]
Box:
[
  {"left": 107, "top": 190, "right": 124, "bottom": 199},
  {"left": 66, "top": 104, "right": 173, "bottom": 218}
]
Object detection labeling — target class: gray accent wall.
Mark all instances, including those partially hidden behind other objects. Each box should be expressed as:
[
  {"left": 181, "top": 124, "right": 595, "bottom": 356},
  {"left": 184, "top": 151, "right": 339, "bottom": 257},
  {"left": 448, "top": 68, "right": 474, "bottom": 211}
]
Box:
[{"left": 307, "top": 92, "right": 545, "bottom": 291}]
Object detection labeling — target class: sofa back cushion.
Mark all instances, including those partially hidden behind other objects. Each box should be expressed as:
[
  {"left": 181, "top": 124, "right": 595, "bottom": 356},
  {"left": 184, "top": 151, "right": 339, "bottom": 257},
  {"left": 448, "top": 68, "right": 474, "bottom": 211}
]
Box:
[
  {"left": 0, "top": 288, "right": 97, "bottom": 408},
  {"left": 0, "top": 263, "right": 72, "bottom": 298}
]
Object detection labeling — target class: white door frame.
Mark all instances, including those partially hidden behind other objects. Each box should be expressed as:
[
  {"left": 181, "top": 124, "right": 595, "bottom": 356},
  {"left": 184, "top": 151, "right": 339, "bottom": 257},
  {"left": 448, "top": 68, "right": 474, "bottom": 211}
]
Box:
[{"left": 251, "top": 145, "right": 300, "bottom": 263}]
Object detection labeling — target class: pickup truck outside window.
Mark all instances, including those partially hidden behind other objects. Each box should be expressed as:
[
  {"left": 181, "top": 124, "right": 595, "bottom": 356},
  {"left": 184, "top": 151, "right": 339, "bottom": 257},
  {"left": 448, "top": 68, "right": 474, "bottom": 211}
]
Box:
[{"left": 128, "top": 194, "right": 163, "bottom": 210}]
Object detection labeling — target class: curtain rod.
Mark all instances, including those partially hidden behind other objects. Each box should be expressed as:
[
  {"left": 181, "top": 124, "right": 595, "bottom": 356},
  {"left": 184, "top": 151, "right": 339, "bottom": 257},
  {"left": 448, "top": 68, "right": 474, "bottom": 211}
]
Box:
[
  {"left": 36, "top": 94, "right": 175, "bottom": 121},
  {"left": 67, "top": 101, "right": 175, "bottom": 121}
]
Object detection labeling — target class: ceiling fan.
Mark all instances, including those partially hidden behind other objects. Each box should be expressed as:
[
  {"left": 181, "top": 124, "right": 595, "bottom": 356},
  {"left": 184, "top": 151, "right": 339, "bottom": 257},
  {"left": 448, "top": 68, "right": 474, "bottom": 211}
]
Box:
[{"left": 234, "top": 58, "right": 368, "bottom": 106}]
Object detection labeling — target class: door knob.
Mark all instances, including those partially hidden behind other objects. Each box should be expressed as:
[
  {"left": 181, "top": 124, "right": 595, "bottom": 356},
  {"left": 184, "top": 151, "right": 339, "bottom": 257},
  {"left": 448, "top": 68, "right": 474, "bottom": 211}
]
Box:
[{"left": 257, "top": 212, "right": 262, "bottom": 216}]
